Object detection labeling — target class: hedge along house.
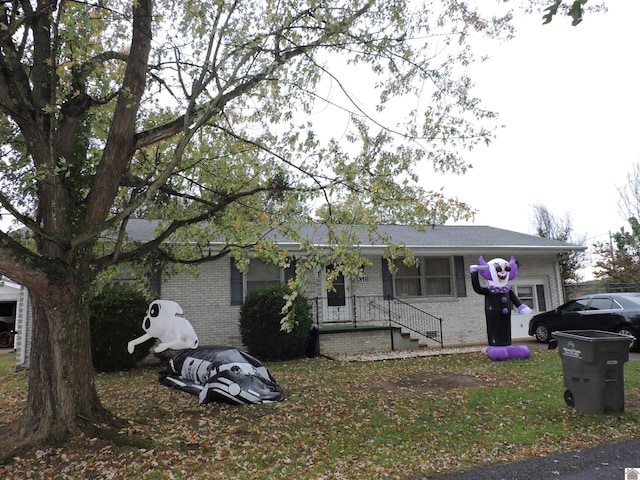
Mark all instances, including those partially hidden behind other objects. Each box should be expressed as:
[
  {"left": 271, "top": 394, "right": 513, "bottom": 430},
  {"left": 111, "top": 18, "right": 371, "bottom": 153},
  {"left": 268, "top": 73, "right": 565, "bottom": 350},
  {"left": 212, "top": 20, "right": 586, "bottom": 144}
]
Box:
[{"left": 13, "top": 220, "right": 584, "bottom": 368}]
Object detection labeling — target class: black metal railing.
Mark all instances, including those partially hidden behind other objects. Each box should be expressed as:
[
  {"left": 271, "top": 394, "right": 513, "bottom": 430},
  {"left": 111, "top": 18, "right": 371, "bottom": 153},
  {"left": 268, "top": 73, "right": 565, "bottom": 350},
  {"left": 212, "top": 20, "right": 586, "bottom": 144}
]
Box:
[
  {"left": 387, "top": 296, "right": 443, "bottom": 347},
  {"left": 307, "top": 295, "right": 443, "bottom": 347}
]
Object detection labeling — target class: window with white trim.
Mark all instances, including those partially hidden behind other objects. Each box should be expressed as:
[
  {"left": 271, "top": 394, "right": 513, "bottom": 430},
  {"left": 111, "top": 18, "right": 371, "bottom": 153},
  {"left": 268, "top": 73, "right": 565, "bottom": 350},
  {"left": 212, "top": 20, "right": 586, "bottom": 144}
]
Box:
[
  {"left": 512, "top": 284, "right": 547, "bottom": 312},
  {"left": 245, "top": 260, "right": 282, "bottom": 296},
  {"left": 230, "top": 258, "right": 295, "bottom": 305},
  {"left": 393, "top": 257, "right": 453, "bottom": 297}
]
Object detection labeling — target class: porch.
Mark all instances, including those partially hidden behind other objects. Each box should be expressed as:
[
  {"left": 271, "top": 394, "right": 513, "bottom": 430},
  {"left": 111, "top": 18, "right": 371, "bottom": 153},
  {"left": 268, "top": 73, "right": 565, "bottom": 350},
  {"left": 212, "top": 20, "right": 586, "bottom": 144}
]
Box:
[{"left": 307, "top": 295, "right": 444, "bottom": 356}]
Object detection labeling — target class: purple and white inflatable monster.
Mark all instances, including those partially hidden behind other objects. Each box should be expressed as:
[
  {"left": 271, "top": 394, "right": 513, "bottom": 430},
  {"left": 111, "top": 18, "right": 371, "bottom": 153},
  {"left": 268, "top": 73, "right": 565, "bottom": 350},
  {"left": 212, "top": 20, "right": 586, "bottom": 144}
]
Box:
[
  {"left": 469, "top": 256, "right": 532, "bottom": 361},
  {"left": 129, "top": 300, "right": 284, "bottom": 405}
]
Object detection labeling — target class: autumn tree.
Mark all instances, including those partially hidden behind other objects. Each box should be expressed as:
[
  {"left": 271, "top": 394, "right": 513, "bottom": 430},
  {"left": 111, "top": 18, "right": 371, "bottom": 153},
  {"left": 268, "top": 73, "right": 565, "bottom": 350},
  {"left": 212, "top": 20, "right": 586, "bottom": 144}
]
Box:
[
  {"left": 539, "top": 0, "right": 607, "bottom": 25},
  {"left": 593, "top": 219, "right": 640, "bottom": 283},
  {"left": 617, "top": 162, "right": 640, "bottom": 221},
  {"left": 0, "top": 0, "right": 514, "bottom": 455},
  {"left": 531, "top": 204, "right": 586, "bottom": 283},
  {"left": 593, "top": 162, "right": 640, "bottom": 282}
]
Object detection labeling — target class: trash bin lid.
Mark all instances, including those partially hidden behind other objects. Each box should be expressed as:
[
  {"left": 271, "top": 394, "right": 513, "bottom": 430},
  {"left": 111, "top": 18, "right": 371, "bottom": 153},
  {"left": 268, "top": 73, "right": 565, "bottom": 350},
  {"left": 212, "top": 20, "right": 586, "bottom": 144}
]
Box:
[
  {"left": 552, "top": 330, "right": 633, "bottom": 364},
  {"left": 552, "top": 329, "right": 635, "bottom": 342}
]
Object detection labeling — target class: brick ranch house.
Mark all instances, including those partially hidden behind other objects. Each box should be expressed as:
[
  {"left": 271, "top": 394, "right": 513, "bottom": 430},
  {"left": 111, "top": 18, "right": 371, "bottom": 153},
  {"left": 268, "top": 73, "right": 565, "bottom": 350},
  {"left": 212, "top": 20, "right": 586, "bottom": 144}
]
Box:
[{"left": 12, "top": 221, "right": 583, "bottom": 368}]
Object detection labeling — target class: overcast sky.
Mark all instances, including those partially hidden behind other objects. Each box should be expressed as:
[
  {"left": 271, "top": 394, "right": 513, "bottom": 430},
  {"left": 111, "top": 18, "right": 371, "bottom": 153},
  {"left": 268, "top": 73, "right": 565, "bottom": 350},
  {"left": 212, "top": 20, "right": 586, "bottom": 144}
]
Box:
[
  {"left": 3, "top": 1, "right": 637, "bottom": 279},
  {"left": 433, "top": 0, "right": 640, "bottom": 259}
]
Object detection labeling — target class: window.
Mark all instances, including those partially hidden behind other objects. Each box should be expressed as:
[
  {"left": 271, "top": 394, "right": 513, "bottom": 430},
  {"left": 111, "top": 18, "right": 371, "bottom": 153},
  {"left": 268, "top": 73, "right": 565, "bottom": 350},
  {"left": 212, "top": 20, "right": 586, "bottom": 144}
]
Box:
[
  {"left": 512, "top": 284, "right": 547, "bottom": 312},
  {"left": 246, "top": 260, "right": 282, "bottom": 296},
  {"left": 588, "top": 297, "right": 621, "bottom": 311},
  {"left": 394, "top": 260, "right": 422, "bottom": 296},
  {"left": 560, "top": 298, "right": 590, "bottom": 313},
  {"left": 230, "top": 258, "right": 296, "bottom": 305},
  {"left": 393, "top": 257, "right": 452, "bottom": 297},
  {"left": 424, "top": 258, "right": 452, "bottom": 295},
  {"left": 514, "top": 286, "right": 535, "bottom": 310}
]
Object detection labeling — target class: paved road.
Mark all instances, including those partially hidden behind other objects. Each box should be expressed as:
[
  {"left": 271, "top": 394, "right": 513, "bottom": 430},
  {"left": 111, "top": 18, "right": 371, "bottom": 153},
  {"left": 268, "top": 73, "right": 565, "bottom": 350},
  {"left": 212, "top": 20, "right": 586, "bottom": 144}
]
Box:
[{"left": 426, "top": 438, "right": 640, "bottom": 479}]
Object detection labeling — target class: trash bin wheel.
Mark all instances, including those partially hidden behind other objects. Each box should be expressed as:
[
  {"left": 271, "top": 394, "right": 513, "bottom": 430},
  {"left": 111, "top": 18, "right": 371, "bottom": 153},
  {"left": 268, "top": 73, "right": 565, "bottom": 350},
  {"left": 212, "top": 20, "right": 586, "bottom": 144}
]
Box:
[{"left": 564, "top": 389, "right": 575, "bottom": 407}]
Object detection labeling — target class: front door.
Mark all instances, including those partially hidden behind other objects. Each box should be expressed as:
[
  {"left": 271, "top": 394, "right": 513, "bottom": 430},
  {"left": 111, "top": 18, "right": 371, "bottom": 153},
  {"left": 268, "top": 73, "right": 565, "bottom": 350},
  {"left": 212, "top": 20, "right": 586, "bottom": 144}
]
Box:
[{"left": 322, "top": 267, "right": 352, "bottom": 323}]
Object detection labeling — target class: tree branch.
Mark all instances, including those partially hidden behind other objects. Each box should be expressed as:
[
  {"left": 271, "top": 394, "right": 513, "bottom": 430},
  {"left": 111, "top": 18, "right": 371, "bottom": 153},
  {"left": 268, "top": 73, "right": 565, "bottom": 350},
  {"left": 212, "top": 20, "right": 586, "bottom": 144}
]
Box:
[{"left": 84, "top": 0, "right": 153, "bottom": 226}]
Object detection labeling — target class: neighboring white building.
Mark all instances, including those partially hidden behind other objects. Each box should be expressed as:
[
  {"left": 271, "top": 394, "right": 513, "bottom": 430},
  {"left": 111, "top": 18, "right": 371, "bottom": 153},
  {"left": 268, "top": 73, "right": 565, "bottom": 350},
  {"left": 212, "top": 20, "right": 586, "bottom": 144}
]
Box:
[
  {"left": 0, "top": 277, "right": 20, "bottom": 339},
  {"left": 13, "top": 221, "right": 584, "bottom": 368},
  {"left": 0, "top": 276, "right": 29, "bottom": 367}
]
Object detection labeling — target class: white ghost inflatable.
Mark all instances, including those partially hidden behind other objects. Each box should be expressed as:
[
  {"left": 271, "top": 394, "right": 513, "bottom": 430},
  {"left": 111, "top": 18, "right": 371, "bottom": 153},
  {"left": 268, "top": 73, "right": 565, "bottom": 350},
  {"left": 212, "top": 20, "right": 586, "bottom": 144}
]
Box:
[{"left": 128, "top": 300, "right": 199, "bottom": 354}]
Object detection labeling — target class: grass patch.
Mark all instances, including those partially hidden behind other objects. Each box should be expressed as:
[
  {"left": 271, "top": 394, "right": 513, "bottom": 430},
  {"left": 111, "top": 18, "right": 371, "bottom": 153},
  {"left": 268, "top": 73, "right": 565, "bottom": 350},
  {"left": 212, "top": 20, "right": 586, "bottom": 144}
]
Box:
[{"left": 1, "top": 348, "right": 640, "bottom": 479}]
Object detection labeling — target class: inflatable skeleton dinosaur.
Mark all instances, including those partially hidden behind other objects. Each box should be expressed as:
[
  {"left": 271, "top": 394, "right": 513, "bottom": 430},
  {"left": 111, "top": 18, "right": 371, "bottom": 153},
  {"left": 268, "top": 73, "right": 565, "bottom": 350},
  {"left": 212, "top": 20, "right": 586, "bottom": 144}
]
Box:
[{"left": 129, "top": 299, "right": 284, "bottom": 404}]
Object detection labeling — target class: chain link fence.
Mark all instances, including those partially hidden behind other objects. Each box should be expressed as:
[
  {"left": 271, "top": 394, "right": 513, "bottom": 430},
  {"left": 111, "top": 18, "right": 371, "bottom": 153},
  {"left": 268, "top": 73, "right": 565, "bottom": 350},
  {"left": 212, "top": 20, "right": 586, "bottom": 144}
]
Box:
[{"left": 564, "top": 282, "right": 640, "bottom": 300}]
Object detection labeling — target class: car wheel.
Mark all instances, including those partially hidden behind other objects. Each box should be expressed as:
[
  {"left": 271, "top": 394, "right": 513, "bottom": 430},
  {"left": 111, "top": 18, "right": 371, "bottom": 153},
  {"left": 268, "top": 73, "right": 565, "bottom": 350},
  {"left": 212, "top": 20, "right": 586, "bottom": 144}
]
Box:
[
  {"left": 534, "top": 323, "right": 551, "bottom": 343},
  {"left": 615, "top": 327, "right": 638, "bottom": 351}
]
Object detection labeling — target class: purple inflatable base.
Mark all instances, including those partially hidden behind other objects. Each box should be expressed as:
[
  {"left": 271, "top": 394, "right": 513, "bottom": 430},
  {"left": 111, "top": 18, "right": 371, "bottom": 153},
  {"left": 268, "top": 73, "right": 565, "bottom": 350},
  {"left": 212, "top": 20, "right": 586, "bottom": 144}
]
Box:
[{"left": 486, "top": 345, "right": 531, "bottom": 361}]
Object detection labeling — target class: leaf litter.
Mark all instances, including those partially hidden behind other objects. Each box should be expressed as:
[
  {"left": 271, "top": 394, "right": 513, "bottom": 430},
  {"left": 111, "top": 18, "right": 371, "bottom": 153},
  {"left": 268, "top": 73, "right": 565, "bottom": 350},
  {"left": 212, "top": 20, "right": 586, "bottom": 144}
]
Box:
[{"left": 1, "top": 349, "right": 640, "bottom": 479}]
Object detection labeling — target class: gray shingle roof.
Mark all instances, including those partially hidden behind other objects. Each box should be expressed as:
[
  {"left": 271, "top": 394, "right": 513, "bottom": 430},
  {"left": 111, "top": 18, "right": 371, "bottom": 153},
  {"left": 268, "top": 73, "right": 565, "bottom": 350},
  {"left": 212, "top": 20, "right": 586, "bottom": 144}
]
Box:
[
  {"left": 125, "top": 219, "right": 583, "bottom": 255},
  {"left": 370, "top": 224, "right": 578, "bottom": 249}
]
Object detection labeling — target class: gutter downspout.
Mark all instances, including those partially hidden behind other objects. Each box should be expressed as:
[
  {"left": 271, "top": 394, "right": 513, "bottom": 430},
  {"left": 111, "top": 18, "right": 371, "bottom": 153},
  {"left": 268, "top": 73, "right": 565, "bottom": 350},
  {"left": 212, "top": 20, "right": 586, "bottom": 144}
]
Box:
[{"left": 17, "top": 286, "right": 28, "bottom": 369}]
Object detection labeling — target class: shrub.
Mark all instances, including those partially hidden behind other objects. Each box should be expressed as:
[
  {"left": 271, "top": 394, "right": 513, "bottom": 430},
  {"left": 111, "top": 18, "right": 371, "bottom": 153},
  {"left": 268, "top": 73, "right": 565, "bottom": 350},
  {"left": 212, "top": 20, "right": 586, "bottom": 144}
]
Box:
[
  {"left": 90, "top": 286, "right": 155, "bottom": 371},
  {"left": 240, "top": 283, "right": 312, "bottom": 360}
]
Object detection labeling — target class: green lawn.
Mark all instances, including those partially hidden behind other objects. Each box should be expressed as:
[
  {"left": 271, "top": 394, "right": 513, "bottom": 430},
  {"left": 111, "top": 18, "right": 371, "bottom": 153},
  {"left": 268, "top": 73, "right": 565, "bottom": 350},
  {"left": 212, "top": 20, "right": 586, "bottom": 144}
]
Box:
[{"left": 1, "top": 348, "right": 640, "bottom": 479}]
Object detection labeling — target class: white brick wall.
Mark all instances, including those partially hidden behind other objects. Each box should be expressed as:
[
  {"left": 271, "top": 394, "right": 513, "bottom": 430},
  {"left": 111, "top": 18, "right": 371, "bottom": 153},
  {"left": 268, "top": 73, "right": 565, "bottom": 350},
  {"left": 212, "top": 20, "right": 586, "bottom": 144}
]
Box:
[
  {"left": 160, "top": 253, "right": 564, "bottom": 351},
  {"left": 10, "top": 251, "right": 566, "bottom": 369},
  {"left": 162, "top": 261, "right": 243, "bottom": 347}
]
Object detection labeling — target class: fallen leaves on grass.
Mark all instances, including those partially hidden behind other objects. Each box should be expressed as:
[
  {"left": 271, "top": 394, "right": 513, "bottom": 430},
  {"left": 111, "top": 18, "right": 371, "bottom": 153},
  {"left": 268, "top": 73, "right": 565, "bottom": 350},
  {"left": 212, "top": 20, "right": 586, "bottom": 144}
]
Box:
[{"left": 1, "top": 350, "right": 640, "bottom": 479}]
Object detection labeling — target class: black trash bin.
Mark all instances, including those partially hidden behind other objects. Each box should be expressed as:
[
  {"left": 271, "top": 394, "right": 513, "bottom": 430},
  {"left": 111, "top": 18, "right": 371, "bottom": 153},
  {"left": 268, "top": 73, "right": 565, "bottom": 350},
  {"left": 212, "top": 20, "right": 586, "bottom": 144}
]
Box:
[{"left": 552, "top": 330, "right": 634, "bottom": 414}]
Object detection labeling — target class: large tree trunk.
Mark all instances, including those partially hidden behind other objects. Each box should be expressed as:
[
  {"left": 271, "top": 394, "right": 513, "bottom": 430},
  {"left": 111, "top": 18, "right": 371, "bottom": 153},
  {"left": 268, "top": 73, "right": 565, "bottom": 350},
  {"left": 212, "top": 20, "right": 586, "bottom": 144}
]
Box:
[
  {"left": 0, "top": 0, "right": 153, "bottom": 460},
  {"left": 0, "top": 271, "right": 113, "bottom": 458}
]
